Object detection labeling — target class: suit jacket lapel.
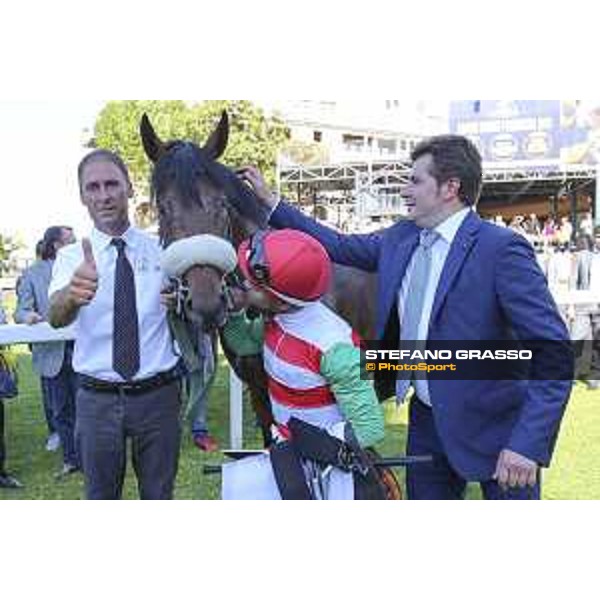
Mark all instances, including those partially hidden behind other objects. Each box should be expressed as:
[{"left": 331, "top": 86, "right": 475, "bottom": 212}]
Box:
[
  {"left": 378, "top": 227, "right": 419, "bottom": 337},
  {"left": 430, "top": 212, "right": 481, "bottom": 325}
]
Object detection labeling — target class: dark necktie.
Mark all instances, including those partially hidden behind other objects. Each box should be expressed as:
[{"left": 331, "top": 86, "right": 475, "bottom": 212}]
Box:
[{"left": 112, "top": 238, "right": 140, "bottom": 380}]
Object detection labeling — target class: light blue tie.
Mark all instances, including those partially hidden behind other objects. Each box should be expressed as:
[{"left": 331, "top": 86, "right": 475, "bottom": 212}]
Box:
[{"left": 396, "top": 230, "right": 439, "bottom": 401}]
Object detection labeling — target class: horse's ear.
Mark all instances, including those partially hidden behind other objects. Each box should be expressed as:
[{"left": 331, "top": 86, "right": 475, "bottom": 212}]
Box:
[
  {"left": 204, "top": 111, "right": 229, "bottom": 160},
  {"left": 140, "top": 113, "right": 165, "bottom": 163}
]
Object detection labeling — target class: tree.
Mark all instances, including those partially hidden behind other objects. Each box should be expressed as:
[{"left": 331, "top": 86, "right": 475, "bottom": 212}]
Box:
[
  {"left": 92, "top": 100, "right": 289, "bottom": 195},
  {"left": 187, "top": 101, "right": 289, "bottom": 186},
  {"left": 92, "top": 101, "right": 190, "bottom": 193},
  {"left": 281, "top": 139, "right": 330, "bottom": 166},
  {"left": 0, "top": 233, "right": 20, "bottom": 276}
]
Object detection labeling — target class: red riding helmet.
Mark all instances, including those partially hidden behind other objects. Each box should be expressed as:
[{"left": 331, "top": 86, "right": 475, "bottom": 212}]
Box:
[{"left": 238, "top": 229, "right": 332, "bottom": 304}]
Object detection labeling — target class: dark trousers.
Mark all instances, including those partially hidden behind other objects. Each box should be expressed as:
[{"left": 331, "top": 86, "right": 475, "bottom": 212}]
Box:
[
  {"left": 406, "top": 399, "right": 541, "bottom": 500},
  {"left": 45, "top": 350, "right": 79, "bottom": 466},
  {"left": 75, "top": 381, "right": 182, "bottom": 500},
  {"left": 0, "top": 401, "right": 6, "bottom": 474},
  {"left": 40, "top": 378, "right": 57, "bottom": 435}
]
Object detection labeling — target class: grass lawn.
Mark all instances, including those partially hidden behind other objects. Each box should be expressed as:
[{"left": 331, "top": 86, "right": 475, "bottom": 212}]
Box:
[{"left": 1, "top": 349, "right": 598, "bottom": 500}]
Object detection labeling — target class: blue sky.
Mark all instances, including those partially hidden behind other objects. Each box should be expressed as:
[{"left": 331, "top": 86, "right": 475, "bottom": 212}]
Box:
[{"left": 0, "top": 101, "right": 105, "bottom": 251}]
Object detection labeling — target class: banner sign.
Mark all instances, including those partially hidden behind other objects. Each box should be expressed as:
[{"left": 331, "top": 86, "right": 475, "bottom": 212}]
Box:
[{"left": 449, "top": 101, "right": 562, "bottom": 166}]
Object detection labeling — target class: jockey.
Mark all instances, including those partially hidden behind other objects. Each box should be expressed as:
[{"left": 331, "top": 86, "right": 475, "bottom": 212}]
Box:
[{"left": 222, "top": 229, "right": 385, "bottom": 499}]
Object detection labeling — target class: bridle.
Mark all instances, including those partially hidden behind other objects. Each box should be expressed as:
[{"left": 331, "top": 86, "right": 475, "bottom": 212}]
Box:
[
  {"left": 162, "top": 200, "right": 253, "bottom": 329},
  {"left": 169, "top": 269, "right": 244, "bottom": 325},
  {"left": 247, "top": 229, "right": 271, "bottom": 285}
]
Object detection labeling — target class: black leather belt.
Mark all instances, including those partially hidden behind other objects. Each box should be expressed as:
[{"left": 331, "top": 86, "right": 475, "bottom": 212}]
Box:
[{"left": 79, "top": 367, "right": 181, "bottom": 396}]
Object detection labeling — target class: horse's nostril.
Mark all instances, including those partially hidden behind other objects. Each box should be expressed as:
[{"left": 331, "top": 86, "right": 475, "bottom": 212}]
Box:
[{"left": 213, "top": 307, "right": 228, "bottom": 330}]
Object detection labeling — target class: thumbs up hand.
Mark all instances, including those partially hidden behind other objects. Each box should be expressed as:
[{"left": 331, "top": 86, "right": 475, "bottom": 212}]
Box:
[
  {"left": 81, "top": 238, "right": 96, "bottom": 270},
  {"left": 68, "top": 238, "right": 99, "bottom": 307}
]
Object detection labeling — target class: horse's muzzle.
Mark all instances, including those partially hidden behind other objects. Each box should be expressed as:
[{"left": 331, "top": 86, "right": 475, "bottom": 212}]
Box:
[{"left": 161, "top": 235, "right": 238, "bottom": 331}]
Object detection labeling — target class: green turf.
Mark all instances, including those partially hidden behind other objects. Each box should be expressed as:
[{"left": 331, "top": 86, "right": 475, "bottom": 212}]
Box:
[{"left": 1, "top": 349, "right": 598, "bottom": 500}]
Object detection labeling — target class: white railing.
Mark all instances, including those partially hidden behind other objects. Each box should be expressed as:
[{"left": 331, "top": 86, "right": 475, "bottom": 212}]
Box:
[
  {"left": 2, "top": 289, "right": 598, "bottom": 450},
  {"left": 0, "top": 323, "right": 76, "bottom": 345}
]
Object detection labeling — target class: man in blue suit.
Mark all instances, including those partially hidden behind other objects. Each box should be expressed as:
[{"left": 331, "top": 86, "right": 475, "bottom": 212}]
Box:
[{"left": 238, "top": 135, "right": 573, "bottom": 500}]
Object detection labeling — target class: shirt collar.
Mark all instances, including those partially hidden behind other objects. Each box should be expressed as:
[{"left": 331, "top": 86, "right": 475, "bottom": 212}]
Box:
[
  {"left": 433, "top": 207, "right": 472, "bottom": 245},
  {"left": 275, "top": 301, "right": 321, "bottom": 327},
  {"left": 91, "top": 226, "right": 139, "bottom": 253}
]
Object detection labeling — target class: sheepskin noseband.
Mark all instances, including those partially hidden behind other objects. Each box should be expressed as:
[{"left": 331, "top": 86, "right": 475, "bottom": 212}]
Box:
[{"left": 160, "top": 235, "right": 238, "bottom": 278}]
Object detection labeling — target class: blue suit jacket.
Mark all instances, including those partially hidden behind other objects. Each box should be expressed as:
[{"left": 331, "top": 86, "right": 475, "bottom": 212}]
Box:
[{"left": 271, "top": 203, "right": 573, "bottom": 480}]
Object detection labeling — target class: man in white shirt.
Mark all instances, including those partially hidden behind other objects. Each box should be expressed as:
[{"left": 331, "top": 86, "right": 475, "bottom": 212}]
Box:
[{"left": 49, "top": 150, "right": 182, "bottom": 500}]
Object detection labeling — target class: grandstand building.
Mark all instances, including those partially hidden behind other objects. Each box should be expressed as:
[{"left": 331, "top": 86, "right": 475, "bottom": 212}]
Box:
[
  {"left": 272, "top": 100, "right": 600, "bottom": 235},
  {"left": 262, "top": 100, "right": 443, "bottom": 166}
]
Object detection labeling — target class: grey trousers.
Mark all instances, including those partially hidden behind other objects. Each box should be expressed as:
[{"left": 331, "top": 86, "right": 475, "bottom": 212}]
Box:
[{"left": 75, "top": 381, "right": 182, "bottom": 500}]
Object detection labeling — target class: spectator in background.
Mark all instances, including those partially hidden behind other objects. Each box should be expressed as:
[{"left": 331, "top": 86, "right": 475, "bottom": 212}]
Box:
[
  {"left": 494, "top": 215, "right": 506, "bottom": 228},
  {"left": 15, "top": 240, "right": 44, "bottom": 300},
  {"left": 187, "top": 323, "right": 219, "bottom": 453},
  {"left": 590, "top": 232, "right": 600, "bottom": 293},
  {"left": 1, "top": 296, "right": 23, "bottom": 489},
  {"left": 526, "top": 213, "right": 541, "bottom": 237},
  {"left": 580, "top": 212, "right": 594, "bottom": 238},
  {"left": 14, "top": 226, "right": 80, "bottom": 479},
  {"left": 14, "top": 238, "right": 59, "bottom": 452},
  {"left": 593, "top": 228, "right": 600, "bottom": 253},
  {"left": 0, "top": 296, "right": 6, "bottom": 326},
  {"left": 543, "top": 217, "right": 558, "bottom": 247},
  {"left": 509, "top": 215, "right": 527, "bottom": 239},
  {"left": 574, "top": 235, "right": 594, "bottom": 291},
  {"left": 557, "top": 216, "right": 574, "bottom": 247},
  {"left": 547, "top": 244, "right": 574, "bottom": 294},
  {"left": 524, "top": 214, "right": 542, "bottom": 249}
]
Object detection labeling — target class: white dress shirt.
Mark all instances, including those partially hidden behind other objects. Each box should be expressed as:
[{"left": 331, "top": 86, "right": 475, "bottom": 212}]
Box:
[
  {"left": 398, "top": 208, "right": 471, "bottom": 405},
  {"left": 49, "top": 227, "right": 179, "bottom": 382}
]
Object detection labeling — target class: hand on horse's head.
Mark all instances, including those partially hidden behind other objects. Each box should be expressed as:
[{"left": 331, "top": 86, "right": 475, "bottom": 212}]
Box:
[
  {"left": 160, "top": 285, "right": 177, "bottom": 312},
  {"left": 68, "top": 238, "right": 99, "bottom": 308},
  {"left": 236, "top": 166, "right": 277, "bottom": 209}
]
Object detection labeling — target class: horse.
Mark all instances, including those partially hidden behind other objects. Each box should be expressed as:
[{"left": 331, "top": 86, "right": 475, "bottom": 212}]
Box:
[{"left": 139, "top": 111, "right": 380, "bottom": 444}]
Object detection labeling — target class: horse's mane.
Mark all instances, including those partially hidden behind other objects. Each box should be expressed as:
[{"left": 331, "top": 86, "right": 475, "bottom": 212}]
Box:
[{"left": 150, "top": 141, "right": 269, "bottom": 229}]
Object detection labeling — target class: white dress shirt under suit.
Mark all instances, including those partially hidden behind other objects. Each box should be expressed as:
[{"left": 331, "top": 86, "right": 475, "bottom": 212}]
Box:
[{"left": 397, "top": 208, "right": 471, "bottom": 405}]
